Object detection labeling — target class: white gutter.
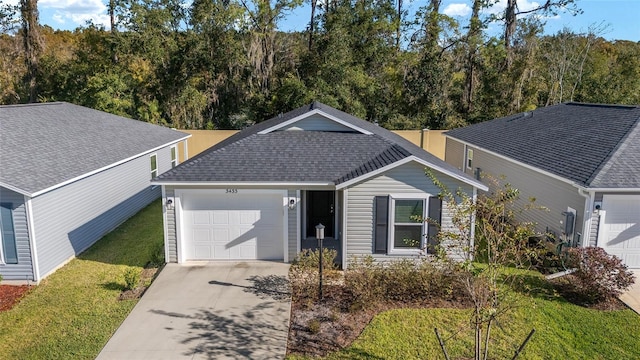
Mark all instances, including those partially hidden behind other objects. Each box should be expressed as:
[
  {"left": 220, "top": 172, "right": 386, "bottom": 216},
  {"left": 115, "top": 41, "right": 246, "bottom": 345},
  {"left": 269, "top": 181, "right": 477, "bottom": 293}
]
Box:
[{"left": 150, "top": 181, "right": 335, "bottom": 187}]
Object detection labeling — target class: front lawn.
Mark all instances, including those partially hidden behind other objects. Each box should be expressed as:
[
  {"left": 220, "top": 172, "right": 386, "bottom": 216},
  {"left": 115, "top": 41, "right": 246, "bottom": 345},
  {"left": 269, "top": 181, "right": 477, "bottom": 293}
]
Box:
[
  {"left": 288, "top": 270, "right": 640, "bottom": 360},
  {"left": 0, "top": 200, "right": 164, "bottom": 359}
]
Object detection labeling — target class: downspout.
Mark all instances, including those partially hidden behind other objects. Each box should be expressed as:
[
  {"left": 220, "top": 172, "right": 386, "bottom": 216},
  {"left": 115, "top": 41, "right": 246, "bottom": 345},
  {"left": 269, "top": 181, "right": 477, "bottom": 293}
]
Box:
[
  {"left": 576, "top": 187, "right": 593, "bottom": 248},
  {"left": 469, "top": 187, "right": 478, "bottom": 261},
  {"left": 24, "top": 197, "right": 41, "bottom": 283}
]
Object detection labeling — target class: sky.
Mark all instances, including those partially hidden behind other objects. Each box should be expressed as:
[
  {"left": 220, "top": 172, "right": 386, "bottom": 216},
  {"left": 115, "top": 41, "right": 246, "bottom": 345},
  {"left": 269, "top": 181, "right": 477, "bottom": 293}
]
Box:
[{"left": 3, "top": 0, "right": 639, "bottom": 42}]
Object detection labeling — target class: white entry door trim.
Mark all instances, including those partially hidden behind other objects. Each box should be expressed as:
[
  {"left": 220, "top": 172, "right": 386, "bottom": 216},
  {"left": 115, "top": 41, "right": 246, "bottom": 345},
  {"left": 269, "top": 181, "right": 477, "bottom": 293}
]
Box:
[{"left": 175, "top": 189, "right": 288, "bottom": 263}]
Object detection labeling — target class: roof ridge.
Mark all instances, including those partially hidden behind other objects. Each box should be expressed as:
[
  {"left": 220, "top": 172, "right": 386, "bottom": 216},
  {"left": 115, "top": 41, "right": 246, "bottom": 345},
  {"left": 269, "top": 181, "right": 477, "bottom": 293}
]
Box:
[
  {"left": 564, "top": 102, "right": 640, "bottom": 110},
  {"left": 0, "top": 102, "right": 66, "bottom": 109},
  {"left": 586, "top": 111, "right": 640, "bottom": 186}
]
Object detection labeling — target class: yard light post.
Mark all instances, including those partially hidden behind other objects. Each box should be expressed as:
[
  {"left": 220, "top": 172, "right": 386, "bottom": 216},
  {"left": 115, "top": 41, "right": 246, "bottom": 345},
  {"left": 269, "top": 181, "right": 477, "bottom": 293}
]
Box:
[{"left": 316, "top": 223, "right": 325, "bottom": 300}]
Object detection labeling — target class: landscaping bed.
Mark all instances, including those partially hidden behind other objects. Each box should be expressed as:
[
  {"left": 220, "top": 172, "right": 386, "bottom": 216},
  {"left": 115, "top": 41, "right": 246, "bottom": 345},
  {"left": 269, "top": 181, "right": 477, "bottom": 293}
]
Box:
[
  {"left": 0, "top": 285, "right": 31, "bottom": 312},
  {"left": 286, "top": 253, "right": 640, "bottom": 359}
]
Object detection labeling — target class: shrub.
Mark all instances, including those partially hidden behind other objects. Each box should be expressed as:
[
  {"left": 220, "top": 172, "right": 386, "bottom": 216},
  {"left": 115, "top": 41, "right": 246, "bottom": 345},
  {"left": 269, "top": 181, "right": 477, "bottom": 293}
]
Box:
[
  {"left": 123, "top": 267, "right": 142, "bottom": 291},
  {"left": 148, "top": 240, "right": 165, "bottom": 267},
  {"left": 290, "top": 249, "right": 338, "bottom": 304},
  {"left": 344, "top": 257, "right": 462, "bottom": 308},
  {"left": 344, "top": 256, "right": 384, "bottom": 309},
  {"left": 307, "top": 318, "right": 321, "bottom": 334},
  {"left": 566, "top": 247, "right": 635, "bottom": 303}
]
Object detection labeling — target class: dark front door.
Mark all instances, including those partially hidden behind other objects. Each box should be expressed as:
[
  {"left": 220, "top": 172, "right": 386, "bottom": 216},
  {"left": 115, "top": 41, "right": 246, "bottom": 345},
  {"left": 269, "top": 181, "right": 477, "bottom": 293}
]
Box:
[{"left": 306, "top": 191, "right": 335, "bottom": 238}]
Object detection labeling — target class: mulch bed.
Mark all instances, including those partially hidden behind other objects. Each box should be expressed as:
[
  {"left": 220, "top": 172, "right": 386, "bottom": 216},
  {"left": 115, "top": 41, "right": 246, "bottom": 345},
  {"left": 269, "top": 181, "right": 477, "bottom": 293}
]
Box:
[
  {"left": 0, "top": 285, "right": 32, "bottom": 312},
  {"left": 118, "top": 267, "right": 158, "bottom": 300},
  {"left": 287, "top": 285, "right": 471, "bottom": 357}
]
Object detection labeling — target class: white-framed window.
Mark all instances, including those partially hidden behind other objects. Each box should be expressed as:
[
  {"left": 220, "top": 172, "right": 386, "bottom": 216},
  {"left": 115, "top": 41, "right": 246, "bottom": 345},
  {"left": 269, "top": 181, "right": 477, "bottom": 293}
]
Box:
[
  {"left": 388, "top": 195, "right": 428, "bottom": 253},
  {"left": 150, "top": 153, "right": 158, "bottom": 179},
  {"left": 0, "top": 203, "right": 18, "bottom": 264},
  {"left": 170, "top": 145, "right": 178, "bottom": 168},
  {"left": 466, "top": 147, "right": 474, "bottom": 170}
]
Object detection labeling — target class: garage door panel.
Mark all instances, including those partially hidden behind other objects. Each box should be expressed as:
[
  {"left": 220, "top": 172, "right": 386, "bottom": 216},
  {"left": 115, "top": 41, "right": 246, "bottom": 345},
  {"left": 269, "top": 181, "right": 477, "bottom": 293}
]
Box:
[
  {"left": 601, "top": 195, "right": 640, "bottom": 268},
  {"left": 181, "top": 191, "right": 284, "bottom": 261},
  {"left": 212, "top": 211, "right": 229, "bottom": 224}
]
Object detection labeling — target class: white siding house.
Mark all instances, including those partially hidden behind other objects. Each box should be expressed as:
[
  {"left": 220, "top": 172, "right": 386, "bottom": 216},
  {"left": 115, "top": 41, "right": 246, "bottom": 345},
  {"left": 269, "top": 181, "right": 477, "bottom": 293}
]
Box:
[{"left": 0, "top": 102, "right": 189, "bottom": 282}]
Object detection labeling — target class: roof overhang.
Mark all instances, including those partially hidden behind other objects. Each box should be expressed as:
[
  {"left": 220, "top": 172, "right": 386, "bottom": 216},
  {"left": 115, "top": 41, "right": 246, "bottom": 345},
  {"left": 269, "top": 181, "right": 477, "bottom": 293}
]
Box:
[
  {"left": 447, "top": 136, "right": 640, "bottom": 194},
  {"left": 257, "top": 109, "right": 373, "bottom": 135},
  {"left": 335, "top": 156, "right": 488, "bottom": 191},
  {"left": 0, "top": 182, "right": 31, "bottom": 197},
  {"left": 577, "top": 187, "right": 640, "bottom": 192},
  {"left": 6, "top": 135, "right": 191, "bottom": 198},
  {"left": 150, "top": 181, "right": 335, "bottom": 188},
  {"left": 445, "top": 135, "right": 577, "bottom": 187}
]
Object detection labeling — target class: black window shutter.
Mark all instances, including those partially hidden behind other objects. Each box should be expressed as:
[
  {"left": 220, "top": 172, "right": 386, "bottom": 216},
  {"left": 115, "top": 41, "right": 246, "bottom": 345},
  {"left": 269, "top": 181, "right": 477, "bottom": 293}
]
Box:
[
  {"left": 427, "top": 196, "right": 442, "bottom": 253},
  {"left": 373, "top": 196, "right": 389, "bottom": 254}
]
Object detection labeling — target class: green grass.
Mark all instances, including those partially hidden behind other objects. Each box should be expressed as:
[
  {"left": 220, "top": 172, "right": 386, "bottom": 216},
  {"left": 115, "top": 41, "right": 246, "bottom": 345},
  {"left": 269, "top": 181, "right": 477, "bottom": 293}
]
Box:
[
  {"left": 289, "top": 271, "right": 640, "bottom": 360},
  {"left": 0, "top": 200, "right": 164, "bottom": 359}
]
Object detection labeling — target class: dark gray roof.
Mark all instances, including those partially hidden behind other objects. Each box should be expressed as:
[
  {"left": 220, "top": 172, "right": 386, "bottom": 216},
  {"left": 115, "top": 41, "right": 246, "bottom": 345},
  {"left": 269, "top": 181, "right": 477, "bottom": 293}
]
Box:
[
  {"left": 156, "top": 102, "right": 481, "bottom": 187},
  {"left": 0, "top": 102, "right": 189, "bottom": 195},
  {"left": 445, "top": 103, "right": 640, "bottom": 188}
]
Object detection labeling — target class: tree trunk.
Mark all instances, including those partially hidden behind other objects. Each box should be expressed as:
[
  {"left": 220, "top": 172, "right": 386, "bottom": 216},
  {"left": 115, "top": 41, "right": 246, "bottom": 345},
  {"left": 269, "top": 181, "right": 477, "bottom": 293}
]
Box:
[
  {"left": 308, "top": 0, "right": 316, "bottom": 50},
  {"left": 504, "top": 0, "right": 517, "bottom": 68},
  {"left": 462, "top": 0, "right": 482, "bottom": 114},
  {"left": 20, "top": 0, "right": 41, "bottom": 103},
  {"left": 109, "top": 0, "right": 118, "bottom": 63}
]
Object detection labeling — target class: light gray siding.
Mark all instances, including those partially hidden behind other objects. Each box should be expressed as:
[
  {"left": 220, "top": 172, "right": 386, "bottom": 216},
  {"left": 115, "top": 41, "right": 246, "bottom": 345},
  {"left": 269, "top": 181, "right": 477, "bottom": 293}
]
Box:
[
  {"left": 31, "top": 146, "right": 174, "bottom": 279},
  {"left": 447, "top": 140, "right": 586, "bottom": 243},
  {"left": 287, "top": 189, "right": 298, "bottom": 261},
  {"left": 0, "top": 187, "right": 33, "bottom": 281},
  {"left": 445, "top": 138, "right": 465, "bottom": 170},
  {"left": 165, "top": 186, "right": 177, "bottom": 262},
  {"left": 589, "top": 192, "right": 640, "bottom": 247},
  {"left": 345, "top": 161, "right": 473, "bottom": 265},
  {"left": 279, "top": 115, "right": 355, "bottom": 132}
]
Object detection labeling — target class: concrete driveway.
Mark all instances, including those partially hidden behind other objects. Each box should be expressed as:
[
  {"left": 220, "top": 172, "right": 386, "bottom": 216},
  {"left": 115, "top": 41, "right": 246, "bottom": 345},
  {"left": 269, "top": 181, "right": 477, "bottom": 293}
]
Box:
[
  {"left": 620, "top": 270, "right": 640, "bottom": 314},
  {"left": 97, "top": 261, "right": 291, "bottom": 359}
]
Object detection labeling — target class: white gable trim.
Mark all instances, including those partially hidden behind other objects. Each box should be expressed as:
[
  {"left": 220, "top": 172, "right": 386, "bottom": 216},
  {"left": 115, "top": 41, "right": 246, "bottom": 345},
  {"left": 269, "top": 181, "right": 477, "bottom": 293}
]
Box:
[
  {"left": 257, "top": 109, "right": 373, "bottom": 135},
  {"left": 335, "top": 156, "right": 488, "bottom": 191}
]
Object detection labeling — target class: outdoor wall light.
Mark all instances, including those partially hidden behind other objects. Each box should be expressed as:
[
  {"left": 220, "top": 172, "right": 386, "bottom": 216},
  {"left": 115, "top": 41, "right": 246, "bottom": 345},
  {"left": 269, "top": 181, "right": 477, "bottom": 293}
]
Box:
[
  {"left": 288, "top": 198, "right": 296, "bottom": 210},
  {"left": 166, "top": 198, "right": 173, "bottom": 210}
]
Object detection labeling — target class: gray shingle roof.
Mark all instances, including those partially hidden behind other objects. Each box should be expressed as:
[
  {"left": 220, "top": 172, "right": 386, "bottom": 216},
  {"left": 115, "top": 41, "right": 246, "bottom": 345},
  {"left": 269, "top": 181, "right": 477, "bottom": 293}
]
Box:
[
  {"left": 445, "top": 103, "right": 640, "bottom": 188},
  {"left": 156, "top": 102, "right": 480, "bottom": 186},
  {"left": 0, "top": 102, "right": 189, "bottom": 196}
]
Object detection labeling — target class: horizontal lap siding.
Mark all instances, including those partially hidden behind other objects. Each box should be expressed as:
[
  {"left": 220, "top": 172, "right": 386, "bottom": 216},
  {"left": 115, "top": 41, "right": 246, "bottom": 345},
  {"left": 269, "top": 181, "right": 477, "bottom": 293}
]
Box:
[
  {"left": 288, "top": 189, "right": 298, "bottom": 261},
  {"left": 454, "top": 142, "right": 586, "bottom": 244},
  {"left": 279, "top": 115, "right": 354, "bottom": 132},
  {"left": 0, "top": 187, "right": 33, "bottom": 281},
  {"left": 32, "top": 146, "right": 174, "bottom": 279},
  {"left": 345, "top": 161, "right": 472, "bottom": 266},
  {"left": 165, "top": 187, "right": 177, "bottom": 262}
]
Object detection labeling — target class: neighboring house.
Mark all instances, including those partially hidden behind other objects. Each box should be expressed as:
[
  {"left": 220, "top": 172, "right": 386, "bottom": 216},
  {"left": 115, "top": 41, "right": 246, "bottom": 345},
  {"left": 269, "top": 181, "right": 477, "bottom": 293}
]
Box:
[
  {"left": 445, "top": 102, "right": 640, "bottom": 268},
  {"left": 153, "top": 102, "right": 486, "bottom": 269},
  {"left": 0, "top": 102, "right": 189, "bottom": 282}
]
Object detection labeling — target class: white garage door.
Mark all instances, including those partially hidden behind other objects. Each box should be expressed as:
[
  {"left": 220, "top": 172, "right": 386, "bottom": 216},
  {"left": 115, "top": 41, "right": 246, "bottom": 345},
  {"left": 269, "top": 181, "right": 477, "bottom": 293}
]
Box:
[
  {"left": 601, "top": 195, "right": 640, "bottom": 268},
  {"left": 180, "top": 190, "right": 284, "bottom": 261}
]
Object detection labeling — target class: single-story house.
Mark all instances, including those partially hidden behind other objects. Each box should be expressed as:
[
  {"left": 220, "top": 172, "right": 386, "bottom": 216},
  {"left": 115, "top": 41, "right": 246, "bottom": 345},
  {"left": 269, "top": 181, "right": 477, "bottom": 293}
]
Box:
[
  {"left": 152, "top": 102, "right": 487, "bottom": 269},
  {"left": 445, "top": 102, "right": 640, "bottom": 268},
  {"left": 0, "top": 102, "right": 189, "bottom": 282}
]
